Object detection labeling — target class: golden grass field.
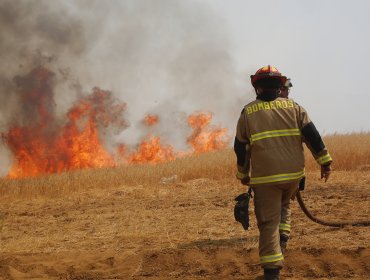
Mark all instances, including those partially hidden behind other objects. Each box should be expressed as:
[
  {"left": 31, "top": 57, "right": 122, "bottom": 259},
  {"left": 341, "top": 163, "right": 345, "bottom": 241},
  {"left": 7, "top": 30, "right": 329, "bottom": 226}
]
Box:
[{"left": 0, "top": 133, "right": 369, "bottom": 279}]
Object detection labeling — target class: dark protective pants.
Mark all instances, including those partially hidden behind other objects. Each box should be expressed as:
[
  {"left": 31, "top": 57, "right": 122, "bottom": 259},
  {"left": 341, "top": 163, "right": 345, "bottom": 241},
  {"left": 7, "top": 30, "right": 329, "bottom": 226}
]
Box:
[{"left": 252, "top": 180, "right": 299, "bottom": 268}]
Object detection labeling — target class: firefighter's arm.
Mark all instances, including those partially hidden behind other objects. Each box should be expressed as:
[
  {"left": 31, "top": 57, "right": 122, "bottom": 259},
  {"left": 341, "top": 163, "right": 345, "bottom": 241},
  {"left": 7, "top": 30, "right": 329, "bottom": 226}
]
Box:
[
  {"left": 234, "top": 109, "right": 251, "bottom": 185},
  {"left": 301, "top": 122, "right": 332, "bottom": 165},
  {"left": 297, "top": 105, "right": 333, "bottom": 181}
]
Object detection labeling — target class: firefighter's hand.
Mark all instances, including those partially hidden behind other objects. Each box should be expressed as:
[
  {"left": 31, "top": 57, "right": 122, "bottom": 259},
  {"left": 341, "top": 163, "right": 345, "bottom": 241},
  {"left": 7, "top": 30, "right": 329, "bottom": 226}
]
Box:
[
  {"left": 241, "top": 176, "right": 250, "bottom": 186},
  {"left": 321, "top": 164, "right": 331, "bottom": 182}
]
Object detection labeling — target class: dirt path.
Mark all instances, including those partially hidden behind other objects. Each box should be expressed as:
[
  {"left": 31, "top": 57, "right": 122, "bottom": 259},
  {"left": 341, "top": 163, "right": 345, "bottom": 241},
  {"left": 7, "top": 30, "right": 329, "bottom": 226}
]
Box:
[{"left": 0, "top": 171, "right": 369, "bottom": 279}]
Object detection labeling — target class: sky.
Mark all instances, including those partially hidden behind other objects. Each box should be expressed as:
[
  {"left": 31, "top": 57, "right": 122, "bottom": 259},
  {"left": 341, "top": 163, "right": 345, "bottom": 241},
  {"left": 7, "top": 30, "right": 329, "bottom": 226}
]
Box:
[
  {"left": 1, "top": 0, "right": 369, "bottom": 142},
  {"left": 200, "top": 0, "right": 370, "bottom": 133},
  {"left": 0, "top": 0, "right": 369, "bottom": 175}
]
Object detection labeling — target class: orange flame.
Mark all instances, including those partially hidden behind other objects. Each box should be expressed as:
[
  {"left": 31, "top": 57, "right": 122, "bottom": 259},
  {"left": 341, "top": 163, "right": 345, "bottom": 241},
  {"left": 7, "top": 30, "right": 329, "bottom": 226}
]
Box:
[
  {"left": 3, "top": 67, "right": 231, "bottom": 178},
  {"left": 187, "top": 112, "right": 229, "bottom": 153},
  {"left": 144, "top": 114, "right": 159, "bottom": 126},
  {"left": 125, "top": 115, "right": 174, "bottom": 164},
  {"left": 127, "top": 136, "right": 175, "bottom": 164},
  {"left": 3, "top": 68, "right": 127, "bottom": 178},
  {"left": 55, "top": 87, "right": 125, "bottom": 170}
]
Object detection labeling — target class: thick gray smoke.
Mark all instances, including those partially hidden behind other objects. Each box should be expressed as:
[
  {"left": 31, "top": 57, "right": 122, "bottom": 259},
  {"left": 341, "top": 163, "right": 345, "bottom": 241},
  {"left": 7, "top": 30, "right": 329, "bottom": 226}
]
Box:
[
  {"left": 0, "top": 0, "right": 86, "bottom": 127},
  {"left": 0, "top": 0, "right": 249, "bottom": 175}
]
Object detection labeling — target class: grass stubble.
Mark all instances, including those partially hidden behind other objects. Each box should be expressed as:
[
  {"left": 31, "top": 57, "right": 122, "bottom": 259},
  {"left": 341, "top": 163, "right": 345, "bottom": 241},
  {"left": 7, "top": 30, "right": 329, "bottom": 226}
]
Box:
[
  {"left": 0, "top": 132, "right": 369, "bottom": 199},
  {"left": 0, "top": 133, "right": 368, "bottom": 279}
]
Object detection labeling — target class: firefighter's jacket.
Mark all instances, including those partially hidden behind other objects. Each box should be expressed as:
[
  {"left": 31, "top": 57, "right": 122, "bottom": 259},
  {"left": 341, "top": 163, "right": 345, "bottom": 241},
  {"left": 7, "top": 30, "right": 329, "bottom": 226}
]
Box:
[{"left": 234, "top": 97, "right": 332, "bottom": 186}]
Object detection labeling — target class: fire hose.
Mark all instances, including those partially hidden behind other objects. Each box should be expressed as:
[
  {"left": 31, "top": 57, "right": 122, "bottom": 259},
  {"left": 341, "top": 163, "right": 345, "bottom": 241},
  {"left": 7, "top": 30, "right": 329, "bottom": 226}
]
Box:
[
  {"left": 296, "top": 190, "right": 370, "bottom": 227},
  {"left": 296, "top": 177, "right": 370, "bottom": 227},
  {"left": 234, "top": 179, "right": 370, "bottom": 230}
]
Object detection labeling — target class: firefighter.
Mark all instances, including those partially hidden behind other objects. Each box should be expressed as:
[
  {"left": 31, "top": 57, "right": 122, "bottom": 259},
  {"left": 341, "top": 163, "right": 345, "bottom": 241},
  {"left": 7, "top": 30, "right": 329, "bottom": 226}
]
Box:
[
  {"left": 234, "top": 66, "right": 332, "bottom": 280},
  {"left": 280, "top": 78, "right": 292, "bottom": 98}
]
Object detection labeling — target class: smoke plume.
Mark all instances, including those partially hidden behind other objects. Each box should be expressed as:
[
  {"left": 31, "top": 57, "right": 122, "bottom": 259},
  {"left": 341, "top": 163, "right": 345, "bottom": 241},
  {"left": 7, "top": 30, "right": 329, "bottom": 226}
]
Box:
[{"left": 0, "top": 0, "right": 248, "bottom": 176}]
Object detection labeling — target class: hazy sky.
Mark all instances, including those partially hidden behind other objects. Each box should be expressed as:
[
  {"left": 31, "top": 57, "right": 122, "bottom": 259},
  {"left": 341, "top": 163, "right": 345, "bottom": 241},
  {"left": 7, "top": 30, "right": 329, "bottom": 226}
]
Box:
[
  {"left": 200, "top": 0, "right": 370, "bottom": 133},
  {"left": 1, "top": 0, "right": 369, "bottom": 136},
  {"left": 1, "top": 0, "right": 368, "bottom": 176}
]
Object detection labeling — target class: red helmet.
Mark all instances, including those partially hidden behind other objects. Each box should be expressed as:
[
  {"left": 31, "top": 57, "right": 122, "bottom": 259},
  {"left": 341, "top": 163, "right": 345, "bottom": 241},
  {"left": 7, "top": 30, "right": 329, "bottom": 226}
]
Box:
[{"left": 250, "top": 65, "right": 286, "bottom": 88}]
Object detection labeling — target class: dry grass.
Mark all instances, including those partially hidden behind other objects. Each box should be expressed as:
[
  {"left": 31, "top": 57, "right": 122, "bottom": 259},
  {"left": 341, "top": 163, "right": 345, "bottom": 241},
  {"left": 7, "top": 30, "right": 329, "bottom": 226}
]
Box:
[
  {"left": 0, "top": 150, "right": 234, "bottom": 199},
  {"left": 309, "top": 132, "right": 370, "bottom": 171},
  {"left": 0, "top": 132, "right": 369, "bottom": 200},
  {"left": 0, "top": 133, "right": 369, "bottom": 279},
  {"left": 0, "top": 170, "right": 368, "bottom": 279}
]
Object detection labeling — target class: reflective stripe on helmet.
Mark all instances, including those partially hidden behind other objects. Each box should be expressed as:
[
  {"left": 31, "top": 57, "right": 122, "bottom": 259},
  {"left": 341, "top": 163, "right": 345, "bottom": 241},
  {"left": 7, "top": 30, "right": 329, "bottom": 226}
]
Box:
[
  {"left": 317, "top": 154, "right": 332, "bottom": 165},
  {"left": 250, "top": 128, "right": 301, "bottom": 143},
  {"left": 250, "top": 170, "right": 305, "bottom": 185},
  {"left": 256, "top": 65, "right": 281, "bottom": 76},
  {"left": 260, "top": 253, "right": 284, "bottom": 264}
]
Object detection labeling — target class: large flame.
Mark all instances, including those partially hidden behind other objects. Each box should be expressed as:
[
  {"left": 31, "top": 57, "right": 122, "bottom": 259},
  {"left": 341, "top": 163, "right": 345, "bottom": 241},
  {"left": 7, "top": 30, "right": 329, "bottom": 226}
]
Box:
[
  {"left": 127, "top": 136, "right": 175, "bottom": 164},
  {"left": 187, "top": 112, "right": 229, "bottom": 153},
  {"left": 3, "top": 67, "right": 127, "bottom": 178},
  {"left": 2, "top": 67, "right": 230, "bottom": 178},
  {"left": 54, "top": 87, "right": 126, "bottom": 170}
]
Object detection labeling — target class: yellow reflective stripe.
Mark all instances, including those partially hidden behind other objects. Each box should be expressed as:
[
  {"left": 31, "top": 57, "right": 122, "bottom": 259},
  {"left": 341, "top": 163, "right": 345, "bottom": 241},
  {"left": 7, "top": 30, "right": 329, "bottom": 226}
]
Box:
[
  {"left": 250, "top": 170, "right": 305, "bottom": 185},
  {"left": 236, "top": 171, "right": 247, "bottom": 180},
  {"left": 251, "top": 128, "right": 300, "bottom": 139},
  {"left": 279, "top": 223, "right": 291, "bottom": 232},
  {"left": 260, "top": 253, "right": 284, "bottom": 263},
  {"left": 317, "top": 154, "right": 332, "bottom": 165},
  {"left": 250, "top": 129, "right": 300, "bottom": 143}
]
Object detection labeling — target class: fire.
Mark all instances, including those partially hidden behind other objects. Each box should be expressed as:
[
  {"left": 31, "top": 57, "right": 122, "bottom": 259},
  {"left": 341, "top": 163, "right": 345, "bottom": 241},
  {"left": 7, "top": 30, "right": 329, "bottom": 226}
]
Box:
[
  {"left": 55, "top": 87, "right": 126, "bottom": 170},
  {"left": 2, "top": 67, "right": 231, "bottom": 178},
  {"left": 4, "top": 67, "right": 58, "bottom": 178},
  {"left": 3, "top": 67, "right": 127, "bottom": 178},
  {"left": 127, "top": 136, "right": 175, "bottom": 164},
  {"left": 187, "top": 112, "right": 229, "bottom": 153},
  {"left": 144, "top": 114, "right": 159, "bottom": 126},
  {"left": 124, "top": 114, "right": 174, "bottom": 164}
]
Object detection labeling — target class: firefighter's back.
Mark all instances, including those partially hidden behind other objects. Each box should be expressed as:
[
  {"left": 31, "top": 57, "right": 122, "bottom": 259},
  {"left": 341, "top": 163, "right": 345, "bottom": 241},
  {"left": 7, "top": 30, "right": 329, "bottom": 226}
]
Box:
[{"left": 244, "top": 97, "right": 305, "bottom": 185}]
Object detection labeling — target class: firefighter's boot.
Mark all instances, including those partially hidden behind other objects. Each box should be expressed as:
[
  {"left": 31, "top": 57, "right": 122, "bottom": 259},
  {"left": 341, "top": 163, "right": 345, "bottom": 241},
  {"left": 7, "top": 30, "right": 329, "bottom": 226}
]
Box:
[
  {"left": 264, "top": 268, "right": 280, "bottom": 280},
  {"left": 280, "top": 234, "right": 289, "bottom": 255}
]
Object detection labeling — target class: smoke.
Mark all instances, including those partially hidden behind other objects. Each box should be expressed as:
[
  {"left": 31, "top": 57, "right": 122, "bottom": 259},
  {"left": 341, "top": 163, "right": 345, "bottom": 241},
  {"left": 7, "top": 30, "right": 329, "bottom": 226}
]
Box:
[
  {"left": 0, "top": 0, "right": 248, "bottom": 175},
  {"left": 0, "top": 0, "right": 85, "bottom": 72}
]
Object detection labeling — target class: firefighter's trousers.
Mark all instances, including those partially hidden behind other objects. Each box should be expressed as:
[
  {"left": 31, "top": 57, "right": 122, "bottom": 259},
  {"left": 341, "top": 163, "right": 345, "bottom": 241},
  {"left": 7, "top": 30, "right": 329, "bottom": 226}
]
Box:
[{"left": 252, "top": 180, "right": 299, "bottom": 268}]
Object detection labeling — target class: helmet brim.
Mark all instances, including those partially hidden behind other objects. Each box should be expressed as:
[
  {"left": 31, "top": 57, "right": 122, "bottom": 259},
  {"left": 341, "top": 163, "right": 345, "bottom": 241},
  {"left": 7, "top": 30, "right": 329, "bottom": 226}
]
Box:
[{"left": 252, "top": 77, "right": 284, "bottom": 89}]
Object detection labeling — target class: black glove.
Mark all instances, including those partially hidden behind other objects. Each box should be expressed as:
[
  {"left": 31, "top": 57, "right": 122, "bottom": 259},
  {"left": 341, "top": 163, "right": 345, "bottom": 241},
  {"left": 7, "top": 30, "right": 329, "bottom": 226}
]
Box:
[
  {"left": 241, "top": 176, "right": 250, "bottom": 186},
  {"left": 299, "top": 176, "right": 306, "bottom": 191},
  {"left": 234, "top": 192, "right": 251, "bottom": 230}
]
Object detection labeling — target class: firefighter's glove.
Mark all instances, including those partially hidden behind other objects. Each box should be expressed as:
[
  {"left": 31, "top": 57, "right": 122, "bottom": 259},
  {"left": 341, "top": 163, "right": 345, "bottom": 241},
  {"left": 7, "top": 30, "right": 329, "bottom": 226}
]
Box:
[
  {"left": 321, "top": 164, "right": 332, "bottom": 182},
  {"left": 299, "top": 176, "right": 306, "bottom": 191},
  {"left": 236, "top": 172, "right": 250, "bottom": 186},
  {"left": 234, "top": 193, "right": 251, "bottom": 230}
]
